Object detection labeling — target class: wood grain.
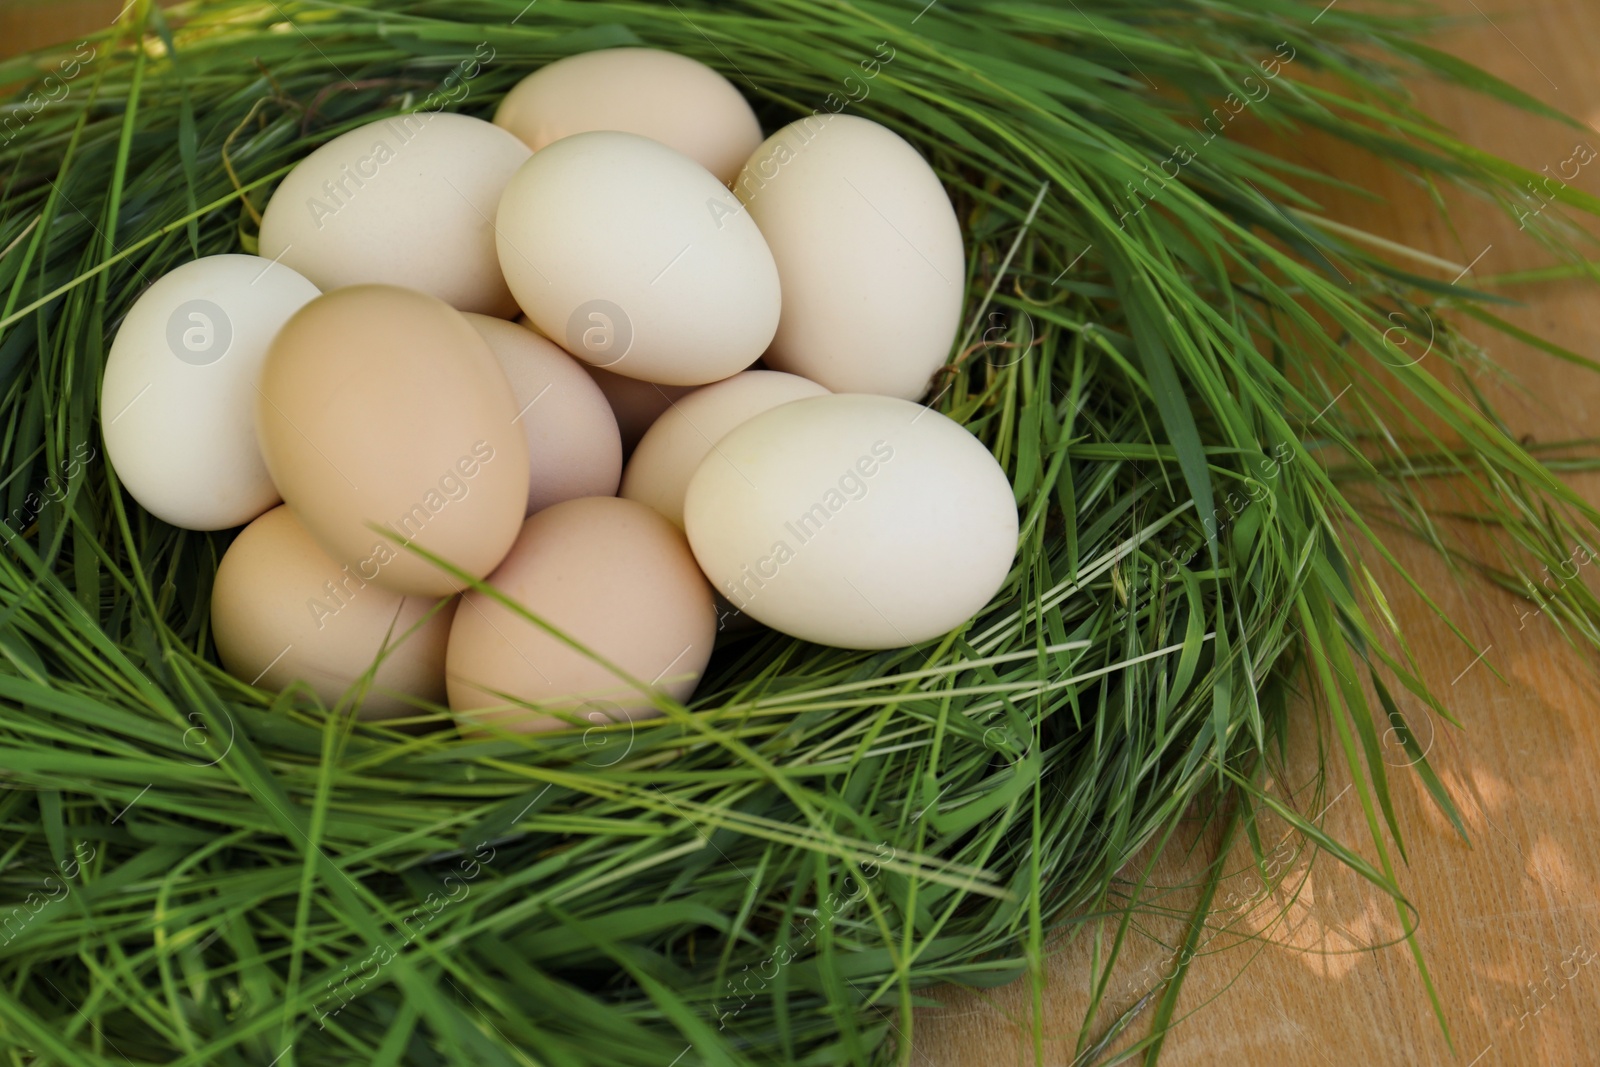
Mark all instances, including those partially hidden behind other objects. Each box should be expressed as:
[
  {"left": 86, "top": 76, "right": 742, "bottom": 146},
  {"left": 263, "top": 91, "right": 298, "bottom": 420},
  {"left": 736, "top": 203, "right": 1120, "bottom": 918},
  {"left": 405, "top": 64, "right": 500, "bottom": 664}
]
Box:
[
  {"left": 5, "top": 4, "right": 1599, "bottom": 1065},
  {"left": 916, "top": 2, "right": 1600, "bottom": 1065},
  {"left": 0, "top": 1, "right": 124, "bottom": 65}
]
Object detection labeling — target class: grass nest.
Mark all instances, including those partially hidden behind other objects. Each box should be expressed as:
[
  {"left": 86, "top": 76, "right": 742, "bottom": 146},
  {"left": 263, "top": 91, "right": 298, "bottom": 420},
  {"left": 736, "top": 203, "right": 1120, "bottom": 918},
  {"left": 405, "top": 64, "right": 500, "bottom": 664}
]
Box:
[{"left": 2, "top": 1, "right": 1599, "bottom": 1064}]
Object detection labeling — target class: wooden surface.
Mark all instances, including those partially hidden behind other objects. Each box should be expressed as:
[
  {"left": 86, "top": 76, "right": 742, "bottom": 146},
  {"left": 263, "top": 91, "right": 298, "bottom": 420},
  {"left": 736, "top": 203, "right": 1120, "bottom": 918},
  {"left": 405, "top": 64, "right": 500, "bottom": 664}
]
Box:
[
  {"left": 0, "top": 2, "right": 123, "bottom": 63},
  {"left": 5, "top": 3, "right": 1600, "bottom": 1065},
  {"left": 917, "top": 2, "right": 1600, "bottom": 1065}
]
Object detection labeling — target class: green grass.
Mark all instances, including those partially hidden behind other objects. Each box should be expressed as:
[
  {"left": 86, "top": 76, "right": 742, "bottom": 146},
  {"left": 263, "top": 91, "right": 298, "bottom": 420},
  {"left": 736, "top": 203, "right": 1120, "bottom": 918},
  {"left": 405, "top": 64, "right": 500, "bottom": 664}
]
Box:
[{"left": 0, "top": 0, "right": 1598, "bottom": 1064}]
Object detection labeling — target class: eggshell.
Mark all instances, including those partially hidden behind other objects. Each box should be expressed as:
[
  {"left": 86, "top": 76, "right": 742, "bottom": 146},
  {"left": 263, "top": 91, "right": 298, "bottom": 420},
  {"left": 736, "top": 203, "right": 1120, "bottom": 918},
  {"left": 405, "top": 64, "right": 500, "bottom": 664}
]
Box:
[
  {"left": 258, "top": 113, "right": 532, "bottom": 316},
  {"left": 734, "top": 115, "right": 964, "bottom": 399},
  {"left": 464, "top": 314, "right": 623, "bottom": 515},
  {"left": 621, "top": 370, "right": 828, "bottom": 528},
  {"left": 101, "top": 255, "right": 319, "bottom": 530},
  {"left": 518, "top": 313, "right": 694, "bottom": 451},
  {"left": 257, "top": 285, "right": 530, "bottom": 598},
  {"left": 495, "top": 131, "right": 780, "bottom": 386},
  {"left": 212, "top": 505, "right": 456, "bottom": 719},
  {"left": 683, "top": 394, "right": 1016, "bottom": 649},
  {"left": 446, "top": 496, "right": 716, "bottom": 734},
  {"left": 582, "top": 362, "right": 694, "bottom": 453},
  {"left": 492, "top": 48, "right": 762, "bottom": 185}
]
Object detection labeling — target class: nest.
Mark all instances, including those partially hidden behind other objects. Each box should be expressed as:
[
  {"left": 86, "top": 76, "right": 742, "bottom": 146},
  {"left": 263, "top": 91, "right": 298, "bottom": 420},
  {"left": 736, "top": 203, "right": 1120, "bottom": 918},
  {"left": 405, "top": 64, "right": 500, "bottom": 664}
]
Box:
[{"left": 1, "top": 1, "right": 1595, "bottom": 1063}]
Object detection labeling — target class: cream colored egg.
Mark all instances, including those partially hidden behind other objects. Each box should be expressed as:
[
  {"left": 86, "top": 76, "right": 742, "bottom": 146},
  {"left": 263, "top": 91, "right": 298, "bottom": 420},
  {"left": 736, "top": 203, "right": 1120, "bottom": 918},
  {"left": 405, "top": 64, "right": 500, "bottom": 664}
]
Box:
[
  {"left": 582, "top": 362, "right": 694, "bottom": 453},
  {"left": 735, "top": 115, "right": 964, "bottom": 399},
  {"left": 101, "top": 255, "right": 319, "bottom": 531},
  {"left": 212, "top": 505, "right": 455, "bottom": 719},
  {"left": 257, "top": 286, "right": 530, "bottom": 598},
  {"left": 495, "top": 131, "right": 780, "bottom": 385},
  {"left": 621, "top": 370, "right": 828, "bottom": 528},
  {"left": 683, "top": 394, "right": 1016, "bottom": 649},
  {"left": 446, "top": 496, "right": 716, "bottom": 734},
  {"left": 492, "top": 48, "right": 762, "bottom": 185},
  {"left": 464, "top": 314, "right": 623, "bottom": 515},
  {"left": 258, "top": 113, "right": 531, "bottom": 316}
]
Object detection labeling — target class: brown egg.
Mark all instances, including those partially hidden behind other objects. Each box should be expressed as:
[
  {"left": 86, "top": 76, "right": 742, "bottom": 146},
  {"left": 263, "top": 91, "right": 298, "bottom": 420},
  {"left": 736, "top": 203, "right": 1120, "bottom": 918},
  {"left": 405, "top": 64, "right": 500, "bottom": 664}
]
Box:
[
  {"left": 463, "top": 314, "right": 623, "bottom": 515},
  {"left": 445, "top": 496, "right": 716, "bottom": 734},
  {"left": 212, "top": 505, "right": 456, "bottom": 719},
  {"left": 257, "top": 286, "right": 530, "bottom": 597},
  {"left": 581, "top": 361, "right": 695, "bottom": 453},
  {"left": 518, "top": 311, "right": 693, "bottom": 453}
]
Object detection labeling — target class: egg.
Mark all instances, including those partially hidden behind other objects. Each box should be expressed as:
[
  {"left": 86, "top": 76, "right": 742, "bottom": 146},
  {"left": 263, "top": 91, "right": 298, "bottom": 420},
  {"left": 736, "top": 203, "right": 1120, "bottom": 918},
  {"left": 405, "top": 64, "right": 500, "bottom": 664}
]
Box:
[
  {"left": 212, "top": 505, "right": 456, "bottom": 719},
  {"left": 258, "top": 113, "right": 532, "bottom": 317},
  {"left": 446, "top": 496, "right": 716, "bottom": 734},
  {"left": 621, "top": 370, "right": 828, "bottom": 528},
  {"left": 683, "top": 394, "right": 1016, "bottom": 649},
  {"left": 735, "top": 115, "right": 965, "bottom": 399},
  {"left": 100, "top": 255, "right": 319, "bottom": 531},
  {"left": 495, "top": 131, "right": 780, "bottom": 386},
  {"left": 464, "top": 314, "right": 623, "bottom": 515},
  {"left": 582, "top": 362, "right": 694, "bottom": 453},
  {"left": 257, "top": 285, "right": 530, "bottom": 598},
  {"left": 492, "top": 48, "right": 762, "bottom": 185}
]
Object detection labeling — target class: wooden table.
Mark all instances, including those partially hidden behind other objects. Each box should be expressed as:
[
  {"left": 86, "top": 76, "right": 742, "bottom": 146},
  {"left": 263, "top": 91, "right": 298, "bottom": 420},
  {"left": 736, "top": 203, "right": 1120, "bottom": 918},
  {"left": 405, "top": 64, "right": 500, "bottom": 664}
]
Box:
[
  {"left": 918, "top": 3, "right": 1600, "bottom": 1064},
  {"left": 5, "top": 3, "right": 1598, "bottom": 1065}
]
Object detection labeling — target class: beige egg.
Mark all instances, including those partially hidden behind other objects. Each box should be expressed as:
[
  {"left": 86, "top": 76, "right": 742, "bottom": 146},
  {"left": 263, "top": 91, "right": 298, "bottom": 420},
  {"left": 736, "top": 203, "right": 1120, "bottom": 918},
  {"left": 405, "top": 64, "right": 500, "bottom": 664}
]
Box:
[
  {"left": 212, "top": 505, "right": 456, "bottom": 719},
  {"left": 495, "top": 131, "right": 780, "bottom": 386},
  {"left": 684, "top": 394, "right": 1017, "bottom": 649},
  {"left": 446, "top": 496, "right": 716, "bottom": 734},
  {"left": 258, "top": 113, "right": 532, "bottom": 316},
  {"left": 464, "top": 314, "right": 623, "bottom": 515},
  {"left": 518, "top": 312, "right": 694, "bottom": 452},
  {"left": 492, "top": 48, "right": 762, "bottom": 185},
  {"left": 257, "top": 286, "right": 530, "bottom": 598},
  {"left": 621, "top": 370, "right": 829, "bottom": 528},
  {"left": 735, "top": 115, "right": 965, "bottom": 399},
  {"left": 582, "top": 362, "right": 694, "bottom": 453}
]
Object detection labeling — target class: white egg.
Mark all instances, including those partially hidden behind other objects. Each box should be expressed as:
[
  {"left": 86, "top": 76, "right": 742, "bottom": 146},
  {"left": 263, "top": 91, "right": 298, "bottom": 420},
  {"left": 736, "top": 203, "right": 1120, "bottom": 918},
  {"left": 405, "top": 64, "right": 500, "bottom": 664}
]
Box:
[
  {"left": 495, "top": 131, "right": 780, "bottom": 386},
  {"left": 735, "top": 115, "right": 965, "bottom": 399},
  {"left": 621, "top": 370, "right": 828, "bottom": 528},
  {"left": 101, "top": 254, "right": 319, "bottom": 531},
  {"left": 493, "top": 48, "right": 762, "bottom": 185},
  {"left": 683, "top": 394, "right": 1016, "bottom": 649},
  {"left": 259, "top": 113, "right": 532, "bottom": 316},
  {"left": 463, "top": 314, "right": 623, "bottom": 515}
]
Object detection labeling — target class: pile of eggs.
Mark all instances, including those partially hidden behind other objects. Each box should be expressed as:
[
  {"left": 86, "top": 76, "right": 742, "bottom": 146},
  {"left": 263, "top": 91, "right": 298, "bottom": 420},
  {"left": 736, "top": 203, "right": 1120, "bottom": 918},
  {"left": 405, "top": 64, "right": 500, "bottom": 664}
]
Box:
[{"left": 100, "top": 48, "right": 1019, "bottom": 734}]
